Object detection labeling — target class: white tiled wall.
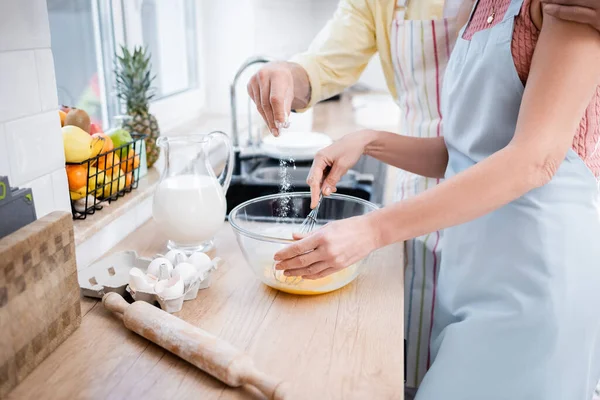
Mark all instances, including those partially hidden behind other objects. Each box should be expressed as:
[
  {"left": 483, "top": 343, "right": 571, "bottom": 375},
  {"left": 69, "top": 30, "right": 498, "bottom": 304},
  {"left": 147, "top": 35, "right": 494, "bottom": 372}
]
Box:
[
  {"left": 35, "top": 49, "right": 60, "bottom": 112},
  {"left": 0, "top": 0, "right": 70, "bottom": 218},
  {"left": 0, "top": 0, "right": 52, "bottom": 51},
  {"left": 0, "top": 50, "right": 42, "bottom": 122}
]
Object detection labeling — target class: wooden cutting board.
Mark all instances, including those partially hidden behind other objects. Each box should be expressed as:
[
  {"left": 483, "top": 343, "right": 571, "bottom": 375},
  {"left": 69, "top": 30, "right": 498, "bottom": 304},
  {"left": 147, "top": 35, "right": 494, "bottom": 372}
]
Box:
[{"left": 0, "top": 211, "right": 81, "bottom": 397}]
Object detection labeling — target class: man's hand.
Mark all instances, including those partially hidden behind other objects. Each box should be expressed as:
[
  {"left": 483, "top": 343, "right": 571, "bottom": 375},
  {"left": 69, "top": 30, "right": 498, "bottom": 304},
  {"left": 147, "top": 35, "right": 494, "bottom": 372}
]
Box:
[
  {"left": 543, "top": 0, "right": 600, "bottom": 32},
  {"left": 247, "top": 62, "right": 311, "bottom": 136}
]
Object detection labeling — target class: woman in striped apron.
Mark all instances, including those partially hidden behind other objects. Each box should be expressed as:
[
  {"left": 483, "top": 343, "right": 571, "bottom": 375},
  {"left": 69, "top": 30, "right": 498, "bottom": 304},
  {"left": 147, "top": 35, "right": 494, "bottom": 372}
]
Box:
[
  {"left": 390, "top": 2, "right": 459, "bottom": 393},
  {"left": 248, "top": 0, "right": 600, "bottom": 397}
]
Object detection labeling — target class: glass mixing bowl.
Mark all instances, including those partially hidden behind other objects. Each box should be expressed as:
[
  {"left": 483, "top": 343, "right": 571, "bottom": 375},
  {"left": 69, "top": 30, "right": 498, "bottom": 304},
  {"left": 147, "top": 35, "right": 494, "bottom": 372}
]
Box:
[{"left": 229, "top": 192, "right": 379, "bottom": 295}]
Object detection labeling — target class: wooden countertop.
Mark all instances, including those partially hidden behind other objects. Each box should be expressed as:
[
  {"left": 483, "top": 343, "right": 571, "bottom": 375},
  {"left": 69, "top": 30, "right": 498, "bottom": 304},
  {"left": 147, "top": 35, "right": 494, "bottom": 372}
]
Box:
[{"left": 8, "top": 218, "right": 404, "bottom": 400}]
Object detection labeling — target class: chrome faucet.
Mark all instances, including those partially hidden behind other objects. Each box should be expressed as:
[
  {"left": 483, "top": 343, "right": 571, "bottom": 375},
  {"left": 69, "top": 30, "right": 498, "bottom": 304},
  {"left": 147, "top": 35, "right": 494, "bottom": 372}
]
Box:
[{"left": 230, "top": 55, "right": 274, "bottom": 152}]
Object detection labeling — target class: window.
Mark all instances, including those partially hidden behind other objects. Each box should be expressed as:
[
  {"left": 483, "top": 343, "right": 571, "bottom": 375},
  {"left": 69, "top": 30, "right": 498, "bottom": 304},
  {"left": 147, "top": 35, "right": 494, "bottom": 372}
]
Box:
[
  {"left": 47, "top": 0, "right": 103, "bottom": 125},
  {"left": 47, "top": 0, "right": 202, "bottom": 130}
]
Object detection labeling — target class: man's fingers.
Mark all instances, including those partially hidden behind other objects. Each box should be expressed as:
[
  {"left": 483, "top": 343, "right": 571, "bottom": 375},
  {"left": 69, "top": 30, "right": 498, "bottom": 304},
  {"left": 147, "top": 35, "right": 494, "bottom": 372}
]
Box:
[
  {"left": 543, "top": 4, "right": 597, "bottom": 26},
  {"left": 283, "top": 86, "right": 294, "bottom": 128},
  {"left": 274, "top": 232, "right": 321, "bottom": 261},
  {"left": 257, "top": 76, "right": 277, "bottom": 135},
  {"left": 269, "top": 74, "right": 291, "bottom": 127},
  {"left": 248, "top": 82, "right": 268, "bottom": 127}
]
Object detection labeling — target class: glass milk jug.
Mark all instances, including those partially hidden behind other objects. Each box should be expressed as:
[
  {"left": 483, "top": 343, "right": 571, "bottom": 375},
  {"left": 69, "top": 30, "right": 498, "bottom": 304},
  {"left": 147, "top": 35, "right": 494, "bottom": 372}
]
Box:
[{"left": 152, "top": 132, "right": 234, "bottom": 253}]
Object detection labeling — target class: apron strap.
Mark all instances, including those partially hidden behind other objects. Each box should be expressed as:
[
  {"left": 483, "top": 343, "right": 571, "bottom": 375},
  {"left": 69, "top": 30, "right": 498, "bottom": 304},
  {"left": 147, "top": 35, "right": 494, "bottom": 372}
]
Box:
[
  {"left": 395, "top": 0, "right": 408, "bottom": 19},
  {"left": 457, "top": 0, "right": 481, "bottom": 39},
  {"left": 504, "top": 0, "right": 525, "bottom": 20}
]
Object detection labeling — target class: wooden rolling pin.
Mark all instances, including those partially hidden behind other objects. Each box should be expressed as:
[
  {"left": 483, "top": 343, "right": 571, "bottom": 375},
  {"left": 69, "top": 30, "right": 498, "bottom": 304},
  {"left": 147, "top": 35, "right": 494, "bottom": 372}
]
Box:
[{"left": 103, "top": 293, "right": 290, "bottom": 399}]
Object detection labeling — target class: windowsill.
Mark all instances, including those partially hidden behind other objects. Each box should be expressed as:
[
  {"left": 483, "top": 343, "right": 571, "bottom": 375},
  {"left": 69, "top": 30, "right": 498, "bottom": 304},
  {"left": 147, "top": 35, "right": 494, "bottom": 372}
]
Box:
[{"left": 73, "top": 167, "right": 160, "bottom": 245}]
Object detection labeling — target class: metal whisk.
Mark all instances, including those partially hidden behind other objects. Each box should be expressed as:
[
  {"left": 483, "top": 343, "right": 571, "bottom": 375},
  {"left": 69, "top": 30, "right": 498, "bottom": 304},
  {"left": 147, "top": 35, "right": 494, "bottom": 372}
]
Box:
[
  {"left": 300, "top": 193, "right": 323, "bottom": 234},
  {"left": 273, "top": 193, "right": 323, "bottom": 286}
]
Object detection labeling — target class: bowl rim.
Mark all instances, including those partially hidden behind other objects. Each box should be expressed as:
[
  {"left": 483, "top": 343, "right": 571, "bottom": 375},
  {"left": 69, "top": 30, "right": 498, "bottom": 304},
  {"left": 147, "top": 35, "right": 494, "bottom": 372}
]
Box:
[{"left": 228, "top": 192, "right": 379, "bottom": 244}]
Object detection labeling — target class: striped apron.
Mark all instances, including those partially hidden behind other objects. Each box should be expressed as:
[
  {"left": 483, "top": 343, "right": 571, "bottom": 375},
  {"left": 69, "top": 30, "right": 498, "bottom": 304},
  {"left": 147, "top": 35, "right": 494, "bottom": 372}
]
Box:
[{"left": 390, "top": 0, "right": 457, "bottom": 389}]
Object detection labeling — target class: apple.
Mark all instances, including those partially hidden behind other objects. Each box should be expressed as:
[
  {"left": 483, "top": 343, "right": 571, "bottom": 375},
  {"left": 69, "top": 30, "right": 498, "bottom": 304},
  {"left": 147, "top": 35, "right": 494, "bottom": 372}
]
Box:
[{"left": 89, "top": 122, "right": 102, "bottom": 135}]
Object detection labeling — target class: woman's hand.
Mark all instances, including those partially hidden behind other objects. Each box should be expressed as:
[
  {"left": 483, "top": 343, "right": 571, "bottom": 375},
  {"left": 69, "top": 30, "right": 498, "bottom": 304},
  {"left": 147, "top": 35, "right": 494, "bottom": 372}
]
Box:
[
  {"left": 307, "top": 130, "right": 375, "bottom": 208},
  {"left": 273, "top": 215, "right": 379, "bottom": 279}
]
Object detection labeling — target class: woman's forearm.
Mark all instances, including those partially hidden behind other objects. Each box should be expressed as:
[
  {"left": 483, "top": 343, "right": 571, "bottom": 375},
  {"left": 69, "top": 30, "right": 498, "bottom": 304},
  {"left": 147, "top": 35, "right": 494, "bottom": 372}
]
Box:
[
  {"left": 364, "top": 130, "right": 449, "bottom": 179},
  {"left": 369, "top": 10, "right": 600, "bottom": 249},
  {"left": 369, "top": 144, "right": 549, "bottom": 247}
]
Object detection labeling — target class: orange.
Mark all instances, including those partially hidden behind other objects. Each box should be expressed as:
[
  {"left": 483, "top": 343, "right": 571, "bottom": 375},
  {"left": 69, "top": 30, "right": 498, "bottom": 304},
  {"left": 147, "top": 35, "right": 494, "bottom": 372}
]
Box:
[
  {"left": 92, "top": 133, "right": 114, "bottom": 155},
  {"left": 66, "top": 165, "right": 87, "bottom": 191},
  {"left": 96, "top": 153, "right": 120, "bottom": 177},
  {"left": 123, "top": 149, "right": 140, "bottom": 172},
  {"left": 124, "top": 172, "right": 133, "bottom": 188},
  {"left": 58, "top": 110, "right": 67, "bottom": 127}
]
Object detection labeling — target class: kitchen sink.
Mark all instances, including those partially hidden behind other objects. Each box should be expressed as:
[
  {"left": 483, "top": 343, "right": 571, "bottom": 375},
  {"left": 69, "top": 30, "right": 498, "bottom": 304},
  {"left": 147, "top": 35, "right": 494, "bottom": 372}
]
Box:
[
  {"left": 225, "top": 160, "right": 374, "bottom": 215},
  {"left": 249, "top": 166, "right": 372, "bottom": 187}
]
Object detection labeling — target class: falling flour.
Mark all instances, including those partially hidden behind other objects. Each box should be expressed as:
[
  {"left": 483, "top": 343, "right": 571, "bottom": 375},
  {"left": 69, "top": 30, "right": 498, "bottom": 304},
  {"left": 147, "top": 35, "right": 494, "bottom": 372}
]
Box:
[{"left": 277, "top": 157, "right": 295, "bottom": 218}]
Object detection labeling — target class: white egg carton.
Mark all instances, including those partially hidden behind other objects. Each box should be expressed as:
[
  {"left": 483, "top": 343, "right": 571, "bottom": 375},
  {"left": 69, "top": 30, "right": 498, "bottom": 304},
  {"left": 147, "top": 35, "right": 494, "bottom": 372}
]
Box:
[{"left": 79, "top": 250, "right": 220, "bottom": 313}]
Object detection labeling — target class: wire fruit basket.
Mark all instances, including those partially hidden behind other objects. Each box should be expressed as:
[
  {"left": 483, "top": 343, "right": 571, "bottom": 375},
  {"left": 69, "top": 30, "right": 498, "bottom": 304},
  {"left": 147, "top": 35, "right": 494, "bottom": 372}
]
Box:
[{"left": 68, "top": 134, "right": 146, "bottom": 220}]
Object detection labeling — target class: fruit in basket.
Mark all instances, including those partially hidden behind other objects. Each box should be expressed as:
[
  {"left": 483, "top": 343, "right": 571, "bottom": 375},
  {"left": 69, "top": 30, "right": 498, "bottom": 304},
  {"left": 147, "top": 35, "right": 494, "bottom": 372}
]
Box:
[
  {"left": 63, "top": 125, "right": 93, "bottom": 162},
  {"left": 96, "top": 153, "right": 120, "bottom": 177},
  {"left": 64, "top": 108, "right": 91, "bottom": 133},
  {"left": 124, "top": 171, "right": 133, "bottom": 187},
  {"left": 90, "top": 135, "right": 106, "bottom": 158},
  {"left": 58, "top": 110, "right": 67, "bottom": 127},
  {"left": 65, "top": 165, "right": 88, "bottom": 191},
  {"left": 102, "top": 170, "right": 126, "bottom": 197},
  {"left": 115, "top": 45, "right": 161, "bottom": 168},
  {"left": 123, "top": 148, "right": 140, "bottom": 172},
  {"left": 108, "top": 128, "right": 133, "bottom": 159},
  {"left": 87, "top": 166, "right": 106, "bottom": 198},
  {"left": 69, "top": 186, "right": 87, "bottom": 201},
  {"left": 117, "top": 172, "right": 128, "bottom": 191},
  {"left": 92, "top": 132, "right": 113, "bottom": 155},
  {"left": 89, "top": 123, "right": 102, "bottom": 135}
]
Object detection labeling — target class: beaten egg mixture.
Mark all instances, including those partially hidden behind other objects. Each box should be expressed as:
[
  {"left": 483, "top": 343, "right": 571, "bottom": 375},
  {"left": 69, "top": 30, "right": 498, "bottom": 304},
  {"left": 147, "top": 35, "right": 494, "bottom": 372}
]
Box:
[{"left": 261, "top": 263, "right": 359, "bottom": 295}]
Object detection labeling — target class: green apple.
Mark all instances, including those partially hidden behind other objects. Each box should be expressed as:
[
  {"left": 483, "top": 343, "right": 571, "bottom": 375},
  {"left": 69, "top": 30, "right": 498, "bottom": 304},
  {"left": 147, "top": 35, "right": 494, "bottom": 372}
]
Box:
[{"left": 108, "top": 129, "right": 133, "bottom": 159}]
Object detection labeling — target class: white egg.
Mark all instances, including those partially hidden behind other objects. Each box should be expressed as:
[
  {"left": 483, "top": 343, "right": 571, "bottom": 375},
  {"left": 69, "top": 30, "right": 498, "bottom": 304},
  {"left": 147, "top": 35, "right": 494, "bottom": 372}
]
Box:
[
  {"left": 129, "top": 267, "right": 155, "bottom": 292},
  {"left": 164, "top": 249, "right": 188, "bottom": 266},
  {"left": 146, "top": 257, "right": 173, "bottom": 278},
  {"left": 173, "top": 262, "right": 197, "bottom": 284},
  {"left": 154, "top": 274, "right": 184, "bottom": 298},
  {"left": 188, "top": 252, "right": 213, "bottom": 273}
]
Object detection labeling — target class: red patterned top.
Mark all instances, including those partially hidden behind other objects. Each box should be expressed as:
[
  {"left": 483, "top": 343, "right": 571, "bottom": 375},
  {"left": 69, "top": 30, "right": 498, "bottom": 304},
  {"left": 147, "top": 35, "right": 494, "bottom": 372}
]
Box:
[{"left": 462, "top": 0, "right": 600, "bottom": 177}]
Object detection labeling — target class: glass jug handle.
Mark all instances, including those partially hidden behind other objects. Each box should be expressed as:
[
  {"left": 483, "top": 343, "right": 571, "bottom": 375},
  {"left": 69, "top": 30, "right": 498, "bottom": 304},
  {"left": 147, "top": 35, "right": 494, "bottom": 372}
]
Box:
[{"left": 205, "top": 131, "right": 234, "bottom": 194}]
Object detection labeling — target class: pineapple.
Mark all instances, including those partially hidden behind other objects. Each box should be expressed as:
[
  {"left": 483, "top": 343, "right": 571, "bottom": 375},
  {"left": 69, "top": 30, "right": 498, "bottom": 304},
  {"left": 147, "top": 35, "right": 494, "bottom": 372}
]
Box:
[{"left": 115, "top": 46, "right": 161, "bottom": 168}]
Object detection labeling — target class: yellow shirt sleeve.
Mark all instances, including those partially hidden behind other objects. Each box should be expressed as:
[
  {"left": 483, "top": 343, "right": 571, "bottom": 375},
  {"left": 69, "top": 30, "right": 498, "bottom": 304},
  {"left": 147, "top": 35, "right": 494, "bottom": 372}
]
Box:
[
  {"left": 290, "top": 0, "right": 377, "bottom": 110},
  {"left": 405, "top": 0, "right": 445, "bottom": 20},
  {"left": 289, "top": 0, "right": 453, "bottom": 111}
]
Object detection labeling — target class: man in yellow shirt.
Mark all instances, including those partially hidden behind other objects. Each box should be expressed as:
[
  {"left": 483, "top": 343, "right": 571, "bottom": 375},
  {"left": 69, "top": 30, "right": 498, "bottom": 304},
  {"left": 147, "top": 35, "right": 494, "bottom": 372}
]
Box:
[{"left": 247, "top": 0, "right": 600, "bottom": 398}]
